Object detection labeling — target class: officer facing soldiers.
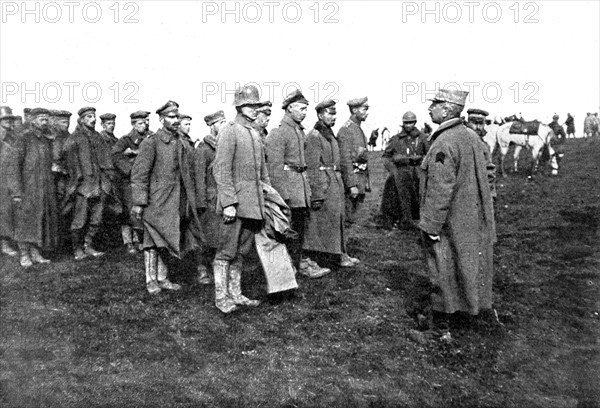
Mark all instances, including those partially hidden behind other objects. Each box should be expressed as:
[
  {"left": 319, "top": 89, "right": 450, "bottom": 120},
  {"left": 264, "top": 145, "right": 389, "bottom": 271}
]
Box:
[
  {"left": 111, "top": 110, "right": 152, "bottom": 253},
  {"left": 420, "top": 89, "right": 496, "bottom": 332},
  {"left": 8, "top": 108, "right": 58, "bottom": 267},
  {"left": 266, "top": 89, "right": 330, "bottom": 278},
  {"left": 380, "top": 111, "right": 428, "bottom": 230},
  {"left": 338, "top": 97, "right": 371, "bottom": 227},
  {"left": 131, "top": 101, "right": 202, "bottom": 295},
  {"left": 213, "top": 84, "right": 270, "bottom": 313},
  {"left": 0, "top": 106, "right": 18, "bottom": 257},
  {"left": 194, "top": 110, "right": 227, "bottom": 285},
  {"left": 63, "top": 107, "right": 109, "bottom": 260},
  {"left": 466, "top": 108, "right": 497, "bottom": 203},
  {"left": 304, "top": 99, "right": 359, "bottom": 269}
]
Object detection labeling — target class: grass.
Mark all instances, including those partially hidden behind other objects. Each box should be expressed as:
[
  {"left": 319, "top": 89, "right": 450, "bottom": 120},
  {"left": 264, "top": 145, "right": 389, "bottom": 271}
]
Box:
[{"left": 1, "top": 138, "right": 599, "bottom": 407}]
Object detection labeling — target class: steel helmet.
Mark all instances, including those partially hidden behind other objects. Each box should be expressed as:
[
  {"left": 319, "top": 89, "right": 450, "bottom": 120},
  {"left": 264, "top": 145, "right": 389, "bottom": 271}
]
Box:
[
  {"left": 234, "top": 85, "right": 261, "bottom": 107},
  {"left": 402, "top": 111, "right": 417, "bottom": 123}
]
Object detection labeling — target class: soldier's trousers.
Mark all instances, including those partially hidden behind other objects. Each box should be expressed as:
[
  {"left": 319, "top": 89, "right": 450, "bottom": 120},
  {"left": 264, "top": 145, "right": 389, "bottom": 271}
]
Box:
[
  {"left": 215, "top": 218, "right": 262, "bottom": 263},
  {"left": 70, "top": 193, "right": 106, "bottom": 231},
  {"left": 345, "top": 193, "right": 365, "bottom": 226},
  {"left": 286, "top": 207, "right": 308, "bottom": 269},
  {"left": 392, "top": 168, "right": 420, "bottom": 224}
]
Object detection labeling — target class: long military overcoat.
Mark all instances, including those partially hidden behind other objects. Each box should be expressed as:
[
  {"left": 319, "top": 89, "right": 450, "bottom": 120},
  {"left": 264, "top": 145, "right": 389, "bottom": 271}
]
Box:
[
  {"left": 337, "top": 116, "right": 371, "bottom": 194},
  {"left": 7, "top": 127, "right": 58, "bottom": 250},
  {"left": 419, "top": 118, "right": 496, "bottom": 315},
  {"left": 0, "top": 128, "right": 16, "bottom": 239},
  {"left": 303, "top": 121, "right": 346, "bottom": 255},
  {"left": 130, "top": 127, "right": 202, "bottom": 257},
  {"left": 194, "top": 135, "right": 221, "bottom": 249},
  {"left": 265, "top": 115, "right": 311, "bottom": 208}
]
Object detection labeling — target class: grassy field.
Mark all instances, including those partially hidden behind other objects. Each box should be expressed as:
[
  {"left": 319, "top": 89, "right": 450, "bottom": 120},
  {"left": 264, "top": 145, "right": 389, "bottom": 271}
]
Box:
[{"left": 1, "top": 138, "right": 599, "bottom": 407}]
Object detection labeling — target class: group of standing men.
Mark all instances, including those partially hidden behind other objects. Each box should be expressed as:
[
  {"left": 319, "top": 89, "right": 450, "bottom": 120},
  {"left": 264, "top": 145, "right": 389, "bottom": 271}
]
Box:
[{"left": 0, "top": 85, "right": 372, "bottom": 314}]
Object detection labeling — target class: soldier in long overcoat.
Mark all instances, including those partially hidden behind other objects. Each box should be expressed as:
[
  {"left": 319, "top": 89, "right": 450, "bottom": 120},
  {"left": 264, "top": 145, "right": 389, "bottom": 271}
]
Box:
[
  {"left": 111, "top": 110, "right": 152, "bottom": 253},
  {"left": 0, "top": 106, "right": 18, "bottom": 257},
  {"left": 304, "top": 100, "right": 359, "bottom": 268},
  {"left": 212, "top": 84, "right": 270, "bottom": 313},
  {"left": 194, "top": 110, "right": 227, "bottom": 285},
  {"left": 7, "top": 108, "right": 58, "bottom": 267},
  {"left": 419, "top": 90, "right": 496, "bottom": 330},
  {"left": 130, "top": 101, "right": 202, "bottom": 294},
  {"left": 380, "top": 111, "right": 428, "bottom": 230},
  {"left": 337, "top": 97, "right": 371, "bottom": 226},
  {"left": 266, "top": 89, "right": 329, "bottom": 278}
]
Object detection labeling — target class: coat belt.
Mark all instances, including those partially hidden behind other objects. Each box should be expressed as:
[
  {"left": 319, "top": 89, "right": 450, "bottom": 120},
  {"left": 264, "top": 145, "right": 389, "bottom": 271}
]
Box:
[
  {"left": 319, "top": 165, "right": 340, "bottom": 171},
  {"left": 283, "top": 164, "right": 307, "bottom": 173}
]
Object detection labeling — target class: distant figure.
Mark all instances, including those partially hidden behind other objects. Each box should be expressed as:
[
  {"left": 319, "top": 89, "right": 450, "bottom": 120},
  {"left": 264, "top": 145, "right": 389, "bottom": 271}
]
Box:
[
  {"left": 368, "top": 128, "right": 379, "bottom": 151},
  {"left": 564, "top": 113, "right": 575, "bottom": 138},
  {"left": 380, "top": 127, "right": 391, "bottom": 147},
  {"left": 583, "top": 113, "right": 593, "bottom": 138},
  {"left": 592, "top": 113, "right": 600, "bottom": 138}
]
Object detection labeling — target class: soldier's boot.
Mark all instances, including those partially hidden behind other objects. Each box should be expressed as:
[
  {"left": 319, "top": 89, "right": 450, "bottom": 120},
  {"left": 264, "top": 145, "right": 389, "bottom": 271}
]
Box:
[
  {"left": 197, "top": 264, "right": 212, "bottom": 285},
  {"left": 18, "top": 242, "right": 33, "bottom": 268},
  {"left": 83, "top": 226, "right": 104, "bottom": 257},
  {"left": 156, "top": 254, "right": 181, "bottom": 291},
  {"left": 228, "top": 259, "right": 260, "bottom": 307},
  {"left": 1, "top": 239, "right": 18, "bottom": 257},
  {"left": 121, "top": 225, "right": 137, "bottom": 254},
  {"left": 212, "top": 260, "right": 238, "bottom": 313},
  {"left": 144, "top": 249, "right": 161, "bottom": 295},
  {"left": 299, "top": 257, "right": 331, "bottom": 279},
  {"left": 71, "top": 230, "right": 87, "bottom": 261},
  {"left": 30, "top": 246, "right": 50, "bottom": 264}
]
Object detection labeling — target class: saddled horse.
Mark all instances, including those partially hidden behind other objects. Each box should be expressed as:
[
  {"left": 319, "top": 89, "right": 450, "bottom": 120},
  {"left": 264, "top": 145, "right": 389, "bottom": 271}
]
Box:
[{"left": 496, "top": 119, "right": 559, "bottom": 178}]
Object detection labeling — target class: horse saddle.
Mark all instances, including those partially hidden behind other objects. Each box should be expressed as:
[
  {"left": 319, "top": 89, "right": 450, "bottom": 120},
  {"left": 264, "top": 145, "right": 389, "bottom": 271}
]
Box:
[{"left": 509, "top": 120, "right": 540, "bottom": 135}]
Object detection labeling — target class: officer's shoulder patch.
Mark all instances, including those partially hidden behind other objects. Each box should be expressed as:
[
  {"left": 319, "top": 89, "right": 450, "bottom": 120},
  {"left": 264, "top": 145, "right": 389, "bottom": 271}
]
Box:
[{"left": 435, "top": 152, "right": 446, "bottom": 164}]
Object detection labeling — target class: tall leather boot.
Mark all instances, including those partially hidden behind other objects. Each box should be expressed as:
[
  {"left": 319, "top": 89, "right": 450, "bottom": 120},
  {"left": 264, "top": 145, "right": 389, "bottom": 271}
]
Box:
[
  {"left": 228, "top": 258, "right": 260, "bottom": 307},
  {"left": 156, "top": 253, "right": 180, "bottom": 290},
  {"left": 1, "top": 239, "right": 18, "bottom": 257},
  {"left": 71, "top": 230, "right": 87, "bottom": 261},
  {"left": 83, "top": 226, "right": 104, "bottom": 257},
  {"left": 18, "top": 242, "right": 33, "bottom": 268},
  {"left": 144, "top": 249, "right": 160, "bottom": 294},
  {"left": 212, "top": 260, "right": 238, "bottom": 313},
  {"left": 30, "top": 245, "right": 50, "bottom": 264}
]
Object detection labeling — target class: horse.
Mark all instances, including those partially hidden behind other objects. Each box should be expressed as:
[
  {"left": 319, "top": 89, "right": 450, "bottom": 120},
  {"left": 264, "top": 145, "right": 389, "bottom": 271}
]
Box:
[
  {"left": 368, "top": 128, "right": 379, "bottom": 151},
  {"left": 483, "top": 123, "right": 500, "bottom": 154},
  {"left": 496, "top": 120, "right": 559, "bottom": 178}
]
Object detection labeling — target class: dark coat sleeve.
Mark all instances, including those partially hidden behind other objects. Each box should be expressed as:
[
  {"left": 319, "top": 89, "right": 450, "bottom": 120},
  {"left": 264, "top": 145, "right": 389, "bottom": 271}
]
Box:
[
  {"left": 305, "top": 131, "right": 326, "bottom": 202},
  {"left": 337, "top": 127, "right": 357, "bottom": 189},
  {"left": 213, "top": 126, "right": 238, "bottom": 209},
  {"left": 111, "top": 136, "right": 134, "bottom": 177},
  {"left": 130, "top": 137, "right": 156, "bottom": 206},
  {"left": 194, "top": 146, "right": 208, "bottom": 209},
  {"left": 6, "top": 133, "right": 26, "bottom": 198}
]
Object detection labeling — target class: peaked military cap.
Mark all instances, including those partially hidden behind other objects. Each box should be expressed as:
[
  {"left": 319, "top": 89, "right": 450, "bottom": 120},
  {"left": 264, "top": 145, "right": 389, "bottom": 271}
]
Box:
[
  {"left": 315, "top": 99, "right": 337, "bottom": 112},
  {"left": 130, "top": 110, "right": 151, "bottom": 120},
  {"left": 347, "top": 96, "right": 369, "bottom": 108},
  {"left": 467, "top": 108, "right": 489, "bottom": 117},
  {"left": 204, "top": 110, "right": 226, "bottom": 126},
  {"left": 30, "top": 107, "right": 51, "bottom": 117},
  {"left": 428, "top": 89, "right": 469, "bottom": 106},
  {"left": 53, "top": 110, "right": 72, "bottom": 118},
  {"left": 99, "top": 113, "right": 116, "bottom": 121},
  {"left": 178, "top": 113, "right": 192, "bottom": 121},
  {"left": 282, "top": 89, "right": 309, "bottom": 110},
  {"left": 156, "top": 100, "right": 179, "bottom": 116},
  {"left": 257, "top": 101, "right": 273, "bottom": 114},
  {"left": 78, "top": 106, "right": 96, "bottom": 117}
]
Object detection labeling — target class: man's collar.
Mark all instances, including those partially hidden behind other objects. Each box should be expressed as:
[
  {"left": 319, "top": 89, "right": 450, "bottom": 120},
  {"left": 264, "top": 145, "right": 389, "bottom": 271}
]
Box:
[
  {"left": 281, "top": 114, "right": 304, "bottom": 130},
  {"left": 350, "top": 115, "right": 362, "bottom": 126},
  {"left": 158, "top": 127, "right": 176, "bottom": 143},
  {"left": 429, "top": 117, "right": 463, "bottom": 141},
  {"left": 235, "top": 113, "right": 255, "bottom": 128}
]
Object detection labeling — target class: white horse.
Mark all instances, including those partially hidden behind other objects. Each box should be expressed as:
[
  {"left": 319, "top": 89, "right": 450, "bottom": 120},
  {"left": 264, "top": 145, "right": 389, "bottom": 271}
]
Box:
[
  {"left": 483, "top": 123, "right": 500, "bottom": 154},
  {"left": 496, "top": 121, "right": 559, "bottom": 178}
]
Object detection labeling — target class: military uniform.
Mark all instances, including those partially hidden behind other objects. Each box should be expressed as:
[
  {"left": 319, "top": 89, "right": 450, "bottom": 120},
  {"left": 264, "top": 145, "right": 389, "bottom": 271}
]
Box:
[
  {"left": 337, "top": 98, "right": 371, "bottom": 225},
  {"left": 0, "top": 107, "right": 18, "bottom": 255},
  {"left": 420, "top": 90, "right": 496, "bottom": 317},
  {"left": 381, "top": 128, "right": 428, "bottom": 228},
  {"left": 7, "top": 108, "right": 59, "bottom": 266}
]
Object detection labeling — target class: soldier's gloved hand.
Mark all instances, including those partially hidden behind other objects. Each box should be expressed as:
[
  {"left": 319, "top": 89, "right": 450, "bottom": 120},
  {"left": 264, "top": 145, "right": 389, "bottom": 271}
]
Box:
[
  {"left": 223, "top": 205, "right": 237, "bottom": 224},
  {"left": 349, "top": 186, "right": 359, "bottom": 199},
  {"left": 311, "top": 200, "right": 323, "bottom": 211},
  {"left": 131, "top": 205, "right": 144, "bottom": 221},
  {"left": 12, "top": 197, "right": 22, "bottom": 207}
]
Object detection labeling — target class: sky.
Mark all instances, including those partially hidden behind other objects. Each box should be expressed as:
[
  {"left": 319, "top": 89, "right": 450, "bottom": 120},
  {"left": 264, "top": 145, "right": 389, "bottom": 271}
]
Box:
[{"left": 1, "top": 0, "right": 599, "bottom": 145}]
